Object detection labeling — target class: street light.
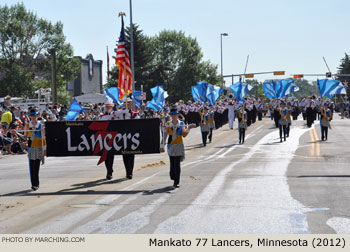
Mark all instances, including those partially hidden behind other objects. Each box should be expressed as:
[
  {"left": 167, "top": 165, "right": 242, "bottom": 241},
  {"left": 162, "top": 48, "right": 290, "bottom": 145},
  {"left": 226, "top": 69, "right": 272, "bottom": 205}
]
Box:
[{"left": 220, "top": 33, "right": 228, "bottom": 88}]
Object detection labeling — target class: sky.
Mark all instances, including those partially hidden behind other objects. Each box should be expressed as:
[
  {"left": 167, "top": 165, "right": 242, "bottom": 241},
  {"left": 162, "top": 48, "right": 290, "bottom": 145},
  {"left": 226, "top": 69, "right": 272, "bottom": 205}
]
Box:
[{"left": 2, "top": 0, "right": 350, "bottom": 86}]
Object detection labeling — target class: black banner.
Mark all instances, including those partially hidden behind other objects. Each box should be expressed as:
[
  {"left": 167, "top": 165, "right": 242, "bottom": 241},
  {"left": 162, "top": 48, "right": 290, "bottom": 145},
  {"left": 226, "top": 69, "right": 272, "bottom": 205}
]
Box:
[{"left": 45, "top": 119, "right": 160, "bottom": 164}]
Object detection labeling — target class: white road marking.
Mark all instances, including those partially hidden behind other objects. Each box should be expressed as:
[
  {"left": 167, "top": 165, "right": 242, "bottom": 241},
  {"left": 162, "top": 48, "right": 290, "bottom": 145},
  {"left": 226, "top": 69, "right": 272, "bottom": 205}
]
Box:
[
  {"left": 327, "top": 217, "right": 350, "bottom": 234},
  {"left": 23, "top": 173, "right": 160, "bottom": 234},
  {"left": 155, "top": 126, "right": 311, "bottom": 233},
  {"left": 72, "top": 194, "right": 171, "bottom": 234}
]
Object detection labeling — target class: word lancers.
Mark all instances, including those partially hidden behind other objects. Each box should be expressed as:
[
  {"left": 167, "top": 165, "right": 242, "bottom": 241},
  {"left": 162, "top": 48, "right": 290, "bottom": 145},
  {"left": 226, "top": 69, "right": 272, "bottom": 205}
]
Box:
[{"left": 66, "top": 127, "right": 140, "bottom": 152}]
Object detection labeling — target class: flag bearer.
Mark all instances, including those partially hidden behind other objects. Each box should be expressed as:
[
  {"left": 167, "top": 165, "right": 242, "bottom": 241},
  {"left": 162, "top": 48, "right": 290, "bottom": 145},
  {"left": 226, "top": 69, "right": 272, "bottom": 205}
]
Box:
[
  {"left": 163, "top": 106, "right": 195, "bottom": 188},
  {"left": 286, "top": 102, "right": 292, "bottom": 137},
  {"left": 320, "top": 103, "right": 332, "bottom": 141},
  {"left": 208, "top": 107, "right": 215, "bottom": 143},
  {"left": 238, "top": 105, "right": 248, "bottom": 144},
  {"left": 199, "top": 107, "right": 210, "bottom": 147},
  {"left": 25, "top": 108, "right": 46, "bottom": 191},
  {"left": 278, "top": 102, "right": 288, "bottom": 142}
]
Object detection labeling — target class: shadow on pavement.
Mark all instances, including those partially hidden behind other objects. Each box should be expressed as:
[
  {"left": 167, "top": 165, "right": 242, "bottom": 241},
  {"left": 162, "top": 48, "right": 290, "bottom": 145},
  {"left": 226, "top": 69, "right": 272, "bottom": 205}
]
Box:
[
  {"left": 297, "top": 175, "right": 350, "bottom": 178},
  {"left": 215, "top": 144, "right": 238, "bottom": 148},
  {"left": 142, "top": 186, "right": 175, "bottom": 195}
]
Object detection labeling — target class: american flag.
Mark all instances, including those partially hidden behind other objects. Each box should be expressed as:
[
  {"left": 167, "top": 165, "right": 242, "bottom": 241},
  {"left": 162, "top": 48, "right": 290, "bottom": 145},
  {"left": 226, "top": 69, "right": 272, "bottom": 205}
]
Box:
[{"left": 116, "top": 16, "right": 133, "bottom": 100}]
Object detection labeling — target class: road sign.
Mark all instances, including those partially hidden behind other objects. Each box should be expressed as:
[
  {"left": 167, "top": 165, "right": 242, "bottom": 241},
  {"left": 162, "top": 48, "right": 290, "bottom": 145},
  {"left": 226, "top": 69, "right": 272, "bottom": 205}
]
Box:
[
  {"left": 273, "top": 71, "right": 285, "bottom": 76},
  {"left": 293, "top": 74, "right": 304, "bottom": 78}
]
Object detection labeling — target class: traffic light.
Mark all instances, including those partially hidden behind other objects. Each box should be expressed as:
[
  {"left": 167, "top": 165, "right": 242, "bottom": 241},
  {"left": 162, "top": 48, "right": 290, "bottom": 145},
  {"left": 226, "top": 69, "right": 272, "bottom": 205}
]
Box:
[
  {"left": 293, "top": 74, "right": 304, "bottom": 78},
  {"left": 245, "top": 74, "right": 254, "bottom": 78},
  {"left": 326, "top": 72, "right": 332, "bottom": 78},
  {"left": 273, "top": 71, "right": 285, "bottom": 76}
]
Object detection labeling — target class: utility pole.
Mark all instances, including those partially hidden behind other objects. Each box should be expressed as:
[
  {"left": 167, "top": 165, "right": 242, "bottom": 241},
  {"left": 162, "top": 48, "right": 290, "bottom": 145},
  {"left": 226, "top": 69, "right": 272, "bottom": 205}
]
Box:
[{"left": 49, "top": 48, "right": 57, "bottom": 104}]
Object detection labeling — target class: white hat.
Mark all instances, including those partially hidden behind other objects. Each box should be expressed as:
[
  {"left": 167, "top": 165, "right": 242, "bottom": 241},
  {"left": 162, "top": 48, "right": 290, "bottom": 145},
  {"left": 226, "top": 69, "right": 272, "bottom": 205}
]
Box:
[{"left": 105, "top": 100, "right": 114, "bottom": 107}]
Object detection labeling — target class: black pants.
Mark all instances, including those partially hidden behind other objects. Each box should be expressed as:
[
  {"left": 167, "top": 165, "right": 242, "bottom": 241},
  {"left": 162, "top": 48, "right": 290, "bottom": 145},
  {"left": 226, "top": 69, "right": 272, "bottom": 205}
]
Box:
[
  {"left": 105, "top": 152, "right": 114, "bottom": 176},
  {"left": 201, "top": 131, "right": 208, "bottom": 146},
  {"left": 322, "top": 126, "right": 328, "bottom": 140},
  {"left": 279, "top": 124, "right": 287, "bottom": 141},
  {"left": 169, "top": 156, "right": 181, "bottom": 185},
  {"left": 286, "top": 123, "right": 291, "bottom": 137},
  {"left": 29, "top": 159, "right": 41, "bottom": 187},
  {"left": 273, "top": 111, "right": 279, "bottom": 128},
  {"left": 239, "top": 128, "right": 245, "bottom": 144},
  {"left": 104, "top": 152, "right": 135, "bottom": 176},
  {"left": 208, "top": 128, "right": 213, "bottom": 142},
  {"left": 123, "top": 154, "right": 135, "bottom": 176},
  {"left": 258, "top": 112, "right": 262, "bottom": 121}
]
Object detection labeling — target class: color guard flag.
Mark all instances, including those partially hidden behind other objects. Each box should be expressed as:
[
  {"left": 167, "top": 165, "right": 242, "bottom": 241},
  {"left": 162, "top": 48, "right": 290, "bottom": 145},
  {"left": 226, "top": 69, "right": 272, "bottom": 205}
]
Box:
[
  {"left": 191, "top": 86, "right": 201, "bottom": 102},
  {"left": 146, "top": 85, "right": 166, "bottom": 111},
  {"left": 230, "top": 81, "right": 253, "bottom": 103},
  {"left": 116, "top": 16, "right": 133, "bottom": 100},
  {"left": 206, "top": 83, "right": 224, "bottom": 105},
  {"left": 317, "top": 79, "right": 346, "bottom": 98},
  {"left": 132, "top": 90, "right": 142, "bottom": 108},
  {"left": 196, "top": 81, "right": 208, "bottom": 103},
  {"left": 66, "top": 99, "right": 84, "bottom": 121},
  {"left": 104, "top": 87, "right": 125, "bottom": 105}
]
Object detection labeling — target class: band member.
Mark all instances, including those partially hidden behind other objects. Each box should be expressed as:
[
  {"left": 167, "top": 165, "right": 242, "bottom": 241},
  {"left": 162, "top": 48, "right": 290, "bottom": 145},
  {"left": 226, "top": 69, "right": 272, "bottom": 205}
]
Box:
[
  {"left": 238, "top": 105, "right": 247, "bottom": 144},
  {"left": 286, "top": 102, "right": 292, "bottom": 137},
  {"left": 164, "top": 106, "right": 195, "bottom": 188},
  {"left": 208, "top": 107, "right": 215, "bottom": 143},
  {"left": 257, "top": 100, "right": 264, "bottom": 121},
  {"left": 320, "top": 103, "right": 332, "bottom": 141},
  {"left": 99, "top": 100, "right": 135, "bottom": 180},
  {"left": 99, "top": 101, "right": 116, "bottom": 180},
  {"left": 278, "top": 102, "right": 288, "bottom": 142},
  {"left": 225, "top": 98, "right": 235, "bottom": 129},
  {"left": 25, "top": 108, "right": 46, "bottom": 191},
  {"left": 273, "top": 101, "right": 280, "bottom": 128},
  {"left": 199, "top": 107, "right": 210, "bottom": 147}
]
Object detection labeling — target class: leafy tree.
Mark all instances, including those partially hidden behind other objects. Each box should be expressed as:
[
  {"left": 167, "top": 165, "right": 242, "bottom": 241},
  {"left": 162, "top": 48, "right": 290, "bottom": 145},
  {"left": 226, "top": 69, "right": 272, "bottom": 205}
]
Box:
[
  {"left": 0, "top": 3, "right": 80, "bottom": 102},
  {"left": 337, "top": 53, "right": 350, "bottom": 98},
  {"left": 245, "top": 79, "right": 264, "bottom": 98},
  {"left": 337, "top": 53, "right": 350, "bottom": 82},
  {"left": 292, "top": 79, "right": 319, "bottom": 98},
  {"left": 107, "top": 27, "right": 220, "bottom": 103},
  {"left": 149, "top": 30, "right": 220, "bottom": 103}
]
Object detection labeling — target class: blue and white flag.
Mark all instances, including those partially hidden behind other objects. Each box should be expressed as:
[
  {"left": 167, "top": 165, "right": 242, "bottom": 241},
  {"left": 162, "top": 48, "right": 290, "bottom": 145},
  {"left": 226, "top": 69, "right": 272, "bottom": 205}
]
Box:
[
  {"left": 197, "top": 81, "right": 208, "bottom": 103},
  {"left": 317, "top": 79, "right": 346, "bottom": 98},
  {"left": 66, "top": 99, "right": 84, "bottom": 121},
  {"left": 191, "top": 86, "right": 201, "bottom": 102},
  {"left": 276, "top": 79, "right": 298, "bottom": 99},
  {"left": 263, "top": 79, "right": 298, "bottom": 99},
  {"left": 263, "top": 82, "right": 276, "bottom": 99},
  {"left": 132, "top": 90, "right": 142, "bottom": 108},
  {"left": 230, "top": 82, "right": 253, "bottom": 103},
  {"left": 206, "top": 83, "right": 224, "bottom": 105},
  {"left": 104, "top": 87, "right": 125, "bottom": 105},
  {"left": 146, "top": 85, "right": 166, "bottom": 111}
]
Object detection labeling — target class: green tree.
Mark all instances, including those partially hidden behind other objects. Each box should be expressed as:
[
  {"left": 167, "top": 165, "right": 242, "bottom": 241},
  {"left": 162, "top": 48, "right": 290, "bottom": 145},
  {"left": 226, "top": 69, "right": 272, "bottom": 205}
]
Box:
[
  {"left": 107, "top": 27, "right": 220, "bottom": 103},
  {"left": 337, "top": 53, "right": 350, "bottom": 82},
  {"left": 0, "top": 3, "right": 80, "bottom": 102},
  {"left": 337, "top": 53, "right": 350, "bottom": 98},
  {"left": 292, "top": 78, "right": 319, "bottom": 98},
  {"left": 150, "top": 30, "right": 220, "bottom": 103},
  {"left": 245, "top": 79, "right": 264, "bottom": 98}
]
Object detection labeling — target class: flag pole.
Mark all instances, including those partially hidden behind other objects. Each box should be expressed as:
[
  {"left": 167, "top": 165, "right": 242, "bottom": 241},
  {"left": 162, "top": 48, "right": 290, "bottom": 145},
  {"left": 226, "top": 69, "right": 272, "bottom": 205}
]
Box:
[{"left": 129, "top": 0, "right": 135, "bottom": 106}]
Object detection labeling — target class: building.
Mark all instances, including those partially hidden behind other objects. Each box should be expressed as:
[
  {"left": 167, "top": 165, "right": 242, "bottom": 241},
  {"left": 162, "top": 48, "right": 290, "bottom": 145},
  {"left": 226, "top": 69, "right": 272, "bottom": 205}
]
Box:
[{"left": 67, "top": 54, "right": 103, "bottom": 97}]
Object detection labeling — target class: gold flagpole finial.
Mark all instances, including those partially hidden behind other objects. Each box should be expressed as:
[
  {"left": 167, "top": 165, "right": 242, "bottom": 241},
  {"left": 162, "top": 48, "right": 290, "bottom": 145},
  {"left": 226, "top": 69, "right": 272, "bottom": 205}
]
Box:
[{"left": 118, "top": 12, "right": 126, "bottom": 17}]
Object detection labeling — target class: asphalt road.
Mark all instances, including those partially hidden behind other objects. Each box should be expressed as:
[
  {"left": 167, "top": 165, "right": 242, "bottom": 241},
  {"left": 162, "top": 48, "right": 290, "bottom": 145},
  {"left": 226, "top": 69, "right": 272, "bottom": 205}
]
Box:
[{"left": 0, "top": 114, "right": 349, "bottom": 234}]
